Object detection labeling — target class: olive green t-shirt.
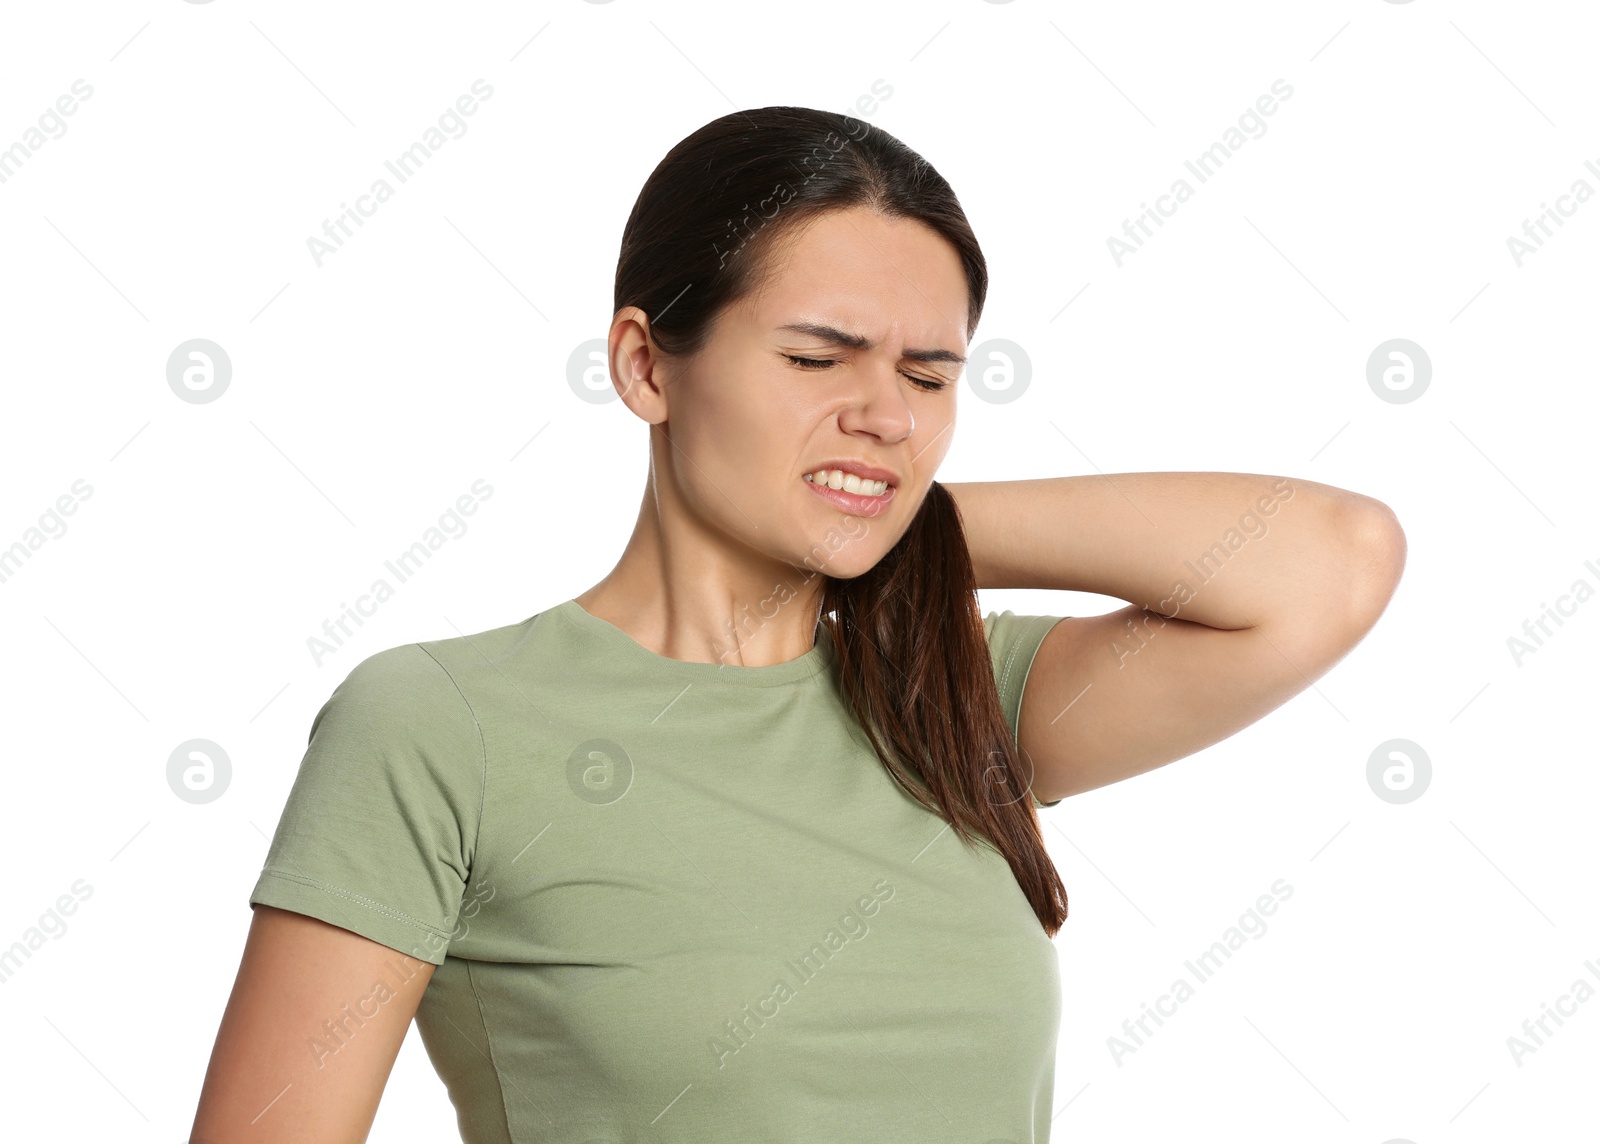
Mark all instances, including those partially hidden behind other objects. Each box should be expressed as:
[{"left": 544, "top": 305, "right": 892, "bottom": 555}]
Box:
[{"left": 249, "top": 599, "right": 1069, "bottom": 1143}]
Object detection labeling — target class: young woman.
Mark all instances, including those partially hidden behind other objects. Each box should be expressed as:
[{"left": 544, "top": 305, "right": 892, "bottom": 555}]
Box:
[{"left": 191, "top": 106, "right": 1404, "bottom": 1143}]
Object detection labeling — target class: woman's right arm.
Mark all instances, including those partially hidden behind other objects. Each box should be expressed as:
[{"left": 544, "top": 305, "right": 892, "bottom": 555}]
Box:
[{"left": 188, "top": 904, "right": 437, "bottom": 1144}]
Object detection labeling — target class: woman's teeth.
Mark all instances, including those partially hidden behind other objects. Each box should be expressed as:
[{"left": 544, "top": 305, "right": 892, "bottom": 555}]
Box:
[{"left": 804, "top": 470, "right": 889, "bottom": 496}]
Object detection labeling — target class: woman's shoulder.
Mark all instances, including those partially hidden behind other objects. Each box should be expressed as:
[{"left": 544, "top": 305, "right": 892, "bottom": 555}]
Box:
[
  {"left": 327, "top": 602, "right": 583, "bottom": 715},
  {"left": 320, "top": 604, "right": 561, "bottom": 713}
]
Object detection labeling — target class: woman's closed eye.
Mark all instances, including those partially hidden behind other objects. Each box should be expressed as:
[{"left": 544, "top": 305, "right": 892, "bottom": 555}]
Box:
[{"left": 782, "top": 353, "right": 947, "bottom": 392}]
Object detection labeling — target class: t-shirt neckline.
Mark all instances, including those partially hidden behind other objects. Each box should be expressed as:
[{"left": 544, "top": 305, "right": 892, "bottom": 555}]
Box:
[{"left": 550, "top": 598, "right": 834, "bottom": 687}]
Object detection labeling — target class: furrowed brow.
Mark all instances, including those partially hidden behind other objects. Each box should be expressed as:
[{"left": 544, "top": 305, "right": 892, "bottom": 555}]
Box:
[{"left": 775, "top": 322, "right": 966, "bottom": 366}]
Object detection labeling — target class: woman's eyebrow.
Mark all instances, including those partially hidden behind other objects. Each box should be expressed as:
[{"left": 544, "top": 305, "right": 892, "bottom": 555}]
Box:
[{"left": 774, "top": 321, "right": 966, "bottom": 365}]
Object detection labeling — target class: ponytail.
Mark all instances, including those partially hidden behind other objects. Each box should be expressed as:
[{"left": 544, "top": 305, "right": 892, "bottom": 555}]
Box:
[{"left": 819, "top": 481, "right": 1069, "bottom": 936}]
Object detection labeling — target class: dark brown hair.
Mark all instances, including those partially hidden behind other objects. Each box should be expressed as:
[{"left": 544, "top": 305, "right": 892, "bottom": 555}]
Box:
[{"left": 613, "top": 106, "right": 1068, "bottom": 936}]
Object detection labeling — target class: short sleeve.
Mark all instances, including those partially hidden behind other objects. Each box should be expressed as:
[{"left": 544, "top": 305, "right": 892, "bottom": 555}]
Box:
[
  {"left": 983, "top": 610, "right": 1069, "bottom": 810},
  {"left": 248, "top": 643, "right": 485, "bottom": 965}
]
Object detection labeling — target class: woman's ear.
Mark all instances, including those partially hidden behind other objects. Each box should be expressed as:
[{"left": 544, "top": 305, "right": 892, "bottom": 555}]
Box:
[{"left": 610, "top": 308, "right": 670, "bottom": 424}]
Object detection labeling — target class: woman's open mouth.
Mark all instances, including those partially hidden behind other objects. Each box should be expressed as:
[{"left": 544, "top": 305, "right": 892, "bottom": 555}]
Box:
[{"left": 803, "top": 470, "right": 897, "bottom": 516}]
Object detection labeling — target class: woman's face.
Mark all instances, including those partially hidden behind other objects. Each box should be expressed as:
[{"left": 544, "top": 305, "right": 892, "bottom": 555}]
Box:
[{"left": 633, "top": 205, "right": 969, "bottom": 582}]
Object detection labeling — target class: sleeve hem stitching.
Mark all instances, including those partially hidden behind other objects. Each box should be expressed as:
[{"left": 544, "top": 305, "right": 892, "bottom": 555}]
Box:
[{"left": 254, "top": 868, "right": 454, "bottom": 940}]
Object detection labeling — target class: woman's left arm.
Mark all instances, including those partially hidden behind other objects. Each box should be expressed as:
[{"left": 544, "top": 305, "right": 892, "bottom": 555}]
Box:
[{"left": 944, "top": 473, "right": 1407, "bottom": 803}]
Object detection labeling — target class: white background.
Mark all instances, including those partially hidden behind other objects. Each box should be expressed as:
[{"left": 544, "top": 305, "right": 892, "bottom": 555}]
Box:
[{"left": 1, "top": 1, "right": 1595, "bottom": 1140}]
